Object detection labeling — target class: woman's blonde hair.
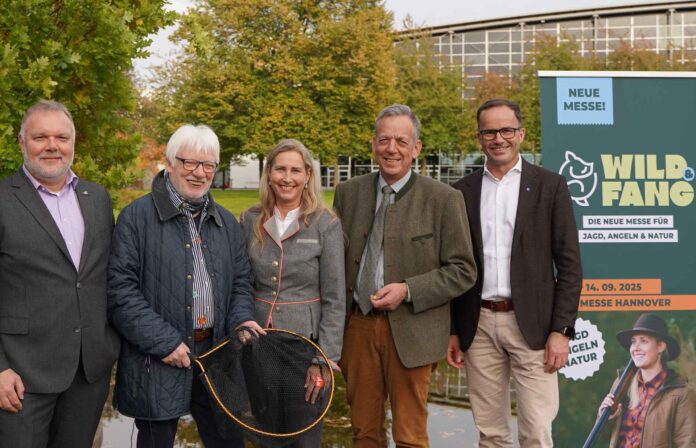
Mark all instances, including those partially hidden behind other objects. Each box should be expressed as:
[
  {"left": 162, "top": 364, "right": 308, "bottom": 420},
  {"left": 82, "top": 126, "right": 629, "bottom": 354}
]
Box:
[{"left": 251, "top": 139, "right": 332, "bottom": 249}]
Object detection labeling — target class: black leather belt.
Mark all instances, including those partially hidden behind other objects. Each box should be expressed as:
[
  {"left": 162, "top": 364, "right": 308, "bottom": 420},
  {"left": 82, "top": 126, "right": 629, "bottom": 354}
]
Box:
[
  {"left": 481, "top": 299, "right": 514, "bottom": 312},
  {"left": 193, "top": 328, "right": 213, "bottom": 342}
]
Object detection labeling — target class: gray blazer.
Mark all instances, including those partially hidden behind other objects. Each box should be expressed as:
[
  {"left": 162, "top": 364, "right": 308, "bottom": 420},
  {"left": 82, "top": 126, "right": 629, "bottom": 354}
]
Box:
[
  {"left": 0, "top": 170, "right": 120, "bottom": 393},
  {"left": 334, "top": 172, "right": 477, "bottom": 368},
  {"left": 241, "top": 208, "right": 345, "bottom": 362}
]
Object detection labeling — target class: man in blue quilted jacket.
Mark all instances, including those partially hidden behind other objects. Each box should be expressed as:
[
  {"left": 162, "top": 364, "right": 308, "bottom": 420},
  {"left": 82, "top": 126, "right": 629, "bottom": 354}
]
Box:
[{"left": 107, "top": 124, "right": 264, "bottom": 447}]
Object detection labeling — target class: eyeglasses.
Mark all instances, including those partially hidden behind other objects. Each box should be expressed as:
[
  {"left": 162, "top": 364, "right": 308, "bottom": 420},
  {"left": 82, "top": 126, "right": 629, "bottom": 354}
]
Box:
[
  {"left": 479, "top": 127, "right": 521, "bottom": 141},
  {"left": 175, "top": 157, "right": 218, "bottom": 173}
]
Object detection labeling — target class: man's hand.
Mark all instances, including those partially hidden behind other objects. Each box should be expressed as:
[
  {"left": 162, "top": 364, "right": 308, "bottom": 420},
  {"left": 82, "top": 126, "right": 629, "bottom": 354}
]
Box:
[
  {"left": 236, "top": 320, "right": 267, "bottom": 336},
  {"left": 446, "top": 335, "right": 465, "bottom": 369},
  {"left": 235, "top": 320, "right": 267, "bottom": 344},
  {"left": 544, "top": 332, "right": 570, "bottom": 373},
  {"left": 0, "top": 369, "right": 25, "bottom": 413},
  {"left": 162, "top": 342, "right": 191, "bottom": 369},
  {"left": 371, "top": 282, "right": 408, "bottom": 311}
]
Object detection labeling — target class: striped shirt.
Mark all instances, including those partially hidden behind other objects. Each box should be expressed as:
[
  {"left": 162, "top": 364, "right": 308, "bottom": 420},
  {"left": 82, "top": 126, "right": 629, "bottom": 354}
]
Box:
[{"left": 165, "top": 176, "right": 214, "bottom": 330}]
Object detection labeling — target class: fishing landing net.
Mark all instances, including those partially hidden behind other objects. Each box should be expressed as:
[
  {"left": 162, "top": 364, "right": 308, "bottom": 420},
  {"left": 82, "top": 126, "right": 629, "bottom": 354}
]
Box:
[{"left": 194, "top": 328, "right": 334, "bottom": 447}]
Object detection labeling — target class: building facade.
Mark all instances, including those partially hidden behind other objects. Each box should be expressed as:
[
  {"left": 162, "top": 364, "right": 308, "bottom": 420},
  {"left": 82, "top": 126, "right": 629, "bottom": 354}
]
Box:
[{"left": 400, "top": 2, "right": 696, "bottom": 93}]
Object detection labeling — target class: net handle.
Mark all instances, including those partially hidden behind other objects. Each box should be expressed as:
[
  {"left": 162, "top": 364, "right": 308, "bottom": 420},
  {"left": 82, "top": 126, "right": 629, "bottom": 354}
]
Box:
[{"left": 193, "top": 328, "right": 336, "bottom": 438}]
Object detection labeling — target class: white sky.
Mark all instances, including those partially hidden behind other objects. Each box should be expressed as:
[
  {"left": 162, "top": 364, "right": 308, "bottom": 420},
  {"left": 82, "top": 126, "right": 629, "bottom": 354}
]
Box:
[{"left": 134, "top": 0, "right": 679, "bottom": 80}]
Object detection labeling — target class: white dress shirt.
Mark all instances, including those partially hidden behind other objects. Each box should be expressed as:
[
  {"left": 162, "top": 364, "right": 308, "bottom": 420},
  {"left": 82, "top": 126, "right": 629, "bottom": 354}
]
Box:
[
  {"left": 480, "top": 157, "right": 522, "bottom": 301},
  {"left": 274, "top": 206, "right": 300, "bottom": 236}
]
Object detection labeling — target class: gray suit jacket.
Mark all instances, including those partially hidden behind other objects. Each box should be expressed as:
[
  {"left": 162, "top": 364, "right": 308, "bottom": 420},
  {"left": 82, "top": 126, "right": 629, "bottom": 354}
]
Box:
[
  {"left": 0, "top": 170, "right": 120, "bottom": 393},
  {"left": 241, "top": 208, "right": 345, "bottom": 362},
  {"left": 334, "top": 172, "right": 477, "bottom": 368},
  {"left": 451, "top": 160, "right": 583, "bottom": 351}
]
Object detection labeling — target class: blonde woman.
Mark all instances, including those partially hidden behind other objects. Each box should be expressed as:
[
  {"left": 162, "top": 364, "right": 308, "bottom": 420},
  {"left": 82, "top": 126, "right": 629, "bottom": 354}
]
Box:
[
  {"left": 597, "top": 313, "right": 696, "bottom": 447},
  {"left": 240, "top": 139, "right": 345, "bottom": 448}
]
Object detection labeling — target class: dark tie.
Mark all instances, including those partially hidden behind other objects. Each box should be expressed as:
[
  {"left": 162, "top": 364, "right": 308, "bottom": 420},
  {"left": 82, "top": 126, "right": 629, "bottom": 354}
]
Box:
[{"left": 356, "top": 185, "right": 394, "bottom": 314}]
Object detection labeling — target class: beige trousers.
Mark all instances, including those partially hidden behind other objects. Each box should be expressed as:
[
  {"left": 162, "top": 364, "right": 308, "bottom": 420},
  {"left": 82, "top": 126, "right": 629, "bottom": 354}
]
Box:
[{"left": 464, "top": 308, "right": 559, "bottom": 448}]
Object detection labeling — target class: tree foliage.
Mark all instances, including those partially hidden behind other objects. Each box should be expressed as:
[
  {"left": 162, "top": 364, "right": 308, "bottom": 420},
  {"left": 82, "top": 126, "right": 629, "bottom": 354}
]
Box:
[
  {"left": 465, "top": 33, "right": 694, "bottom": 158},
  {"left": 0, "top": 0, "right": 173, "bottom": 189},
  {"left": 512, "top": 34, "right": 592, "bottom": 155},
  {"left": 156, "top": 0, "right": 394, "bottom": 168},
  {"left": 393, "top": 25, "right": 468, "bottom": 158}
]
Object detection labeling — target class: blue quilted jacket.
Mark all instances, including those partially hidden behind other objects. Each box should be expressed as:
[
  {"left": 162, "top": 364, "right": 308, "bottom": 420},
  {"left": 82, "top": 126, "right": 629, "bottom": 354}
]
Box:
[{"left": 107, "top": 171, "right": 255, "bottom": 419}]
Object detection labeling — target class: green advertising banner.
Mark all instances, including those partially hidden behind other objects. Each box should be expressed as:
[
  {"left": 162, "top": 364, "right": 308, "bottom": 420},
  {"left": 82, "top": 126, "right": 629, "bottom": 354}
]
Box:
[{"left": 540, "top": 71, "right": 696, "bottom": 446}]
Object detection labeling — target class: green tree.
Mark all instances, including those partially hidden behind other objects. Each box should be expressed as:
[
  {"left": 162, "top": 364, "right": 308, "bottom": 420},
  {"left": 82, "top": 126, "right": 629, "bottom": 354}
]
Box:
[
  {"left": 511, "top": 34, "right": 591, "bottom": 158},
  {"left": 469, "top": 34, "right": 693, "bottom": 160},
  {"left": 0, "top": 0, "right": 173, "bottom": 189},
  {"left": 464, "top": 73, "right": 516, "bottom": 154},
  {"left": 605, "top": 40, "right": 676, "bottom": 71},
  {"left": 157, "top": 0, "right": 394, "bottom": 174},
  {"left": 393, "top": 25, "right": 468, "bottom": 164}
]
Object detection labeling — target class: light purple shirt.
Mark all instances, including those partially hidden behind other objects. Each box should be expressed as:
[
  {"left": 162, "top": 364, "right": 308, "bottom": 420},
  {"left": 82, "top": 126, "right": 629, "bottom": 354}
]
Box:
[{"left": 23, "top": 166, "right": 85, "bottom": 269}]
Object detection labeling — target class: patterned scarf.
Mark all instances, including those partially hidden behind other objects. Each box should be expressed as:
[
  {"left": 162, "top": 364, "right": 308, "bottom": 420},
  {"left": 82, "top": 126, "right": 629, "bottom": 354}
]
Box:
[{"left": 164, "top": 173, "right": 215, "bottom": 329}]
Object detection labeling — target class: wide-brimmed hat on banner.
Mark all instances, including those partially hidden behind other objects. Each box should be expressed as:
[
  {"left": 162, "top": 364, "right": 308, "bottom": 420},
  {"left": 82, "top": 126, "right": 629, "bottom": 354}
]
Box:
[{"left": 616, "top": 313, "right": 681, "bottom": 361}]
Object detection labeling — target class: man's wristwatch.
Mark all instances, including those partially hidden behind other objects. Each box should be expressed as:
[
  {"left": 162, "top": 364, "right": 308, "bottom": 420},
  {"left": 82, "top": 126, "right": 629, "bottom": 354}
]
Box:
[{"left": 556, "top": 326, "right": 576, "bottom": 339}]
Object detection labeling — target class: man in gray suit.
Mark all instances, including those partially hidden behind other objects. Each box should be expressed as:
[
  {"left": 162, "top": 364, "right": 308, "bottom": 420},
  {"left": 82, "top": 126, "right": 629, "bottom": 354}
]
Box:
[
  {"left": 0, "top": 100, "right": 120, "bottom": 447},
  {"left": 448, "top": 99, "right": 582, "bottom": 447},
  {"left": 334, "top": 104, "right": 476, "bottom": 448}
]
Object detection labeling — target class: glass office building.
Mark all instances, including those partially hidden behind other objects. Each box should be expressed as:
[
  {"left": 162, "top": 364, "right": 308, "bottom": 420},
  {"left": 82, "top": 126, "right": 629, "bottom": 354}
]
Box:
[{"left": 399, "top": 2, "right": 696, "bottom": 94}]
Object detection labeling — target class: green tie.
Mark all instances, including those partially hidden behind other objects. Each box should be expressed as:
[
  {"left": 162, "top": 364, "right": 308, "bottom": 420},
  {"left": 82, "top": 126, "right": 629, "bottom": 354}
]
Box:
[{"left": 356, "top": 185, "right": 394, "bottom": 314}]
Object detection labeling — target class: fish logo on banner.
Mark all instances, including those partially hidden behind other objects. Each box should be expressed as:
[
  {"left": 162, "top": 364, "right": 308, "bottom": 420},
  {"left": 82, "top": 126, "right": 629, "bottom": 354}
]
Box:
[{"left": 559, "top": 151, "right": 598, "bottom": 207}]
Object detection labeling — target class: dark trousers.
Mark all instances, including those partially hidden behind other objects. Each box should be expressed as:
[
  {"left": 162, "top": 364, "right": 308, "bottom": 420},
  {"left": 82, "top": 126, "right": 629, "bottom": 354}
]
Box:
[
  {"left": 135, "top": 338, "right": 244, "bottom": 448},
  {"left": 0, "top": 359, "right": 110, "bottom": 448},
  {"left": 258, "top": 421, "right": 323, "bottom": 448}
]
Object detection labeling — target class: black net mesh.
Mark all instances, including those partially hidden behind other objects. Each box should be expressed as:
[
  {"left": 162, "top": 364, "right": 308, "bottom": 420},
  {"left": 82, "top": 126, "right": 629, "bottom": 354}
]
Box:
[{"left": 195, "top": 329, "right": 333, "bottom": 447}]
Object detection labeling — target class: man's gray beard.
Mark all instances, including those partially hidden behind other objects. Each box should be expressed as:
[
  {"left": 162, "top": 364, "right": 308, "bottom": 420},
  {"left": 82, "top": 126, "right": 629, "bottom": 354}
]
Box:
[{"left": 23, "top": 152, "right": 74, "bottom": 184}]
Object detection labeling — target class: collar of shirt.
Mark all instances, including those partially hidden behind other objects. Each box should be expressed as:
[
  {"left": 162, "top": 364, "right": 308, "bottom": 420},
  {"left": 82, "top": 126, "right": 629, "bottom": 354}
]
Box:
[
  {"left": 23, "top": 165, "right": 78, "bottom": 195},
  {"left": 637, "top": 368, "right": 668, "bottom": 394},
  {"left": 483, "top": 156, "right": 523, "bottom": 182},
  {"left": 274, "top": 206, "right": 301, "bottom": 236},
  {"left": 378, "top": 170, "right": 411, "bottom": 194},
  {"left": 377, "top": 170, "right": 411, "bottom": 207}
]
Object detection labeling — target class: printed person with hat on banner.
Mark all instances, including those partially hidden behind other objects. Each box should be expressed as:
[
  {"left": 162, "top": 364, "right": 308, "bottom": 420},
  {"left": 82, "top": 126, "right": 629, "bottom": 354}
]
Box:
[{"left": 596, "top": 313, "right": 696, "bottom": 447}]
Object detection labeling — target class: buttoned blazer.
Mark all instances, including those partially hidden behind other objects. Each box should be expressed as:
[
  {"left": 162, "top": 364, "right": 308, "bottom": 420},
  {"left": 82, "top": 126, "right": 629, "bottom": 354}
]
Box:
[
  {"left": 0, "top": 170, "right": 120, "bottom": 393},
  {"left": 451, "top": 160, "right": 582, "bottom": 351},
  {"left": 334, "top": 172, "right": 477, "bottom": 368},
  {"left": 240, "top": 208, "right": 345, "bottom": 362}
]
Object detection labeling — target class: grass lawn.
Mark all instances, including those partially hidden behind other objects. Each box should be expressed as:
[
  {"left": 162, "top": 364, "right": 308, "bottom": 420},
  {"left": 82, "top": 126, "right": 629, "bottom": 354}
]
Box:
[
  {"left": 211, "top": 189, "right": 336, "bottom": 217},
  {"left": 117, "top": 189, "right": 337, "bottom": 218}
]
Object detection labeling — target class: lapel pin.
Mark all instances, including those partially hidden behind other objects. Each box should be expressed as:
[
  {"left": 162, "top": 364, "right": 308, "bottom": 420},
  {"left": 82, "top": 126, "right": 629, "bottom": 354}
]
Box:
[{"left": 525, "top": 186, "right": 531, "bottom": 192}]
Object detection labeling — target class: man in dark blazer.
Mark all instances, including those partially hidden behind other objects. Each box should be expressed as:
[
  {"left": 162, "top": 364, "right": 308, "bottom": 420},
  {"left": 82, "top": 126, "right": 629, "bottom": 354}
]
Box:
[
  {"left": 0, "top": 100, "right": 120, "bottom": 447},
  {"left": 448, "top": 99, "right": 582, "bottom": 447},
  {"left": 334, "top": 104, "right": 477, "bottom": 448}
]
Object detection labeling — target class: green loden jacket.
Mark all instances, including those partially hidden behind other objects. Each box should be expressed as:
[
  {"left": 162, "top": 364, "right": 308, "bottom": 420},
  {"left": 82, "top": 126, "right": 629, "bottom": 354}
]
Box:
[{"left": 334, "top": 172, "right": 477, "bottom": 368}]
